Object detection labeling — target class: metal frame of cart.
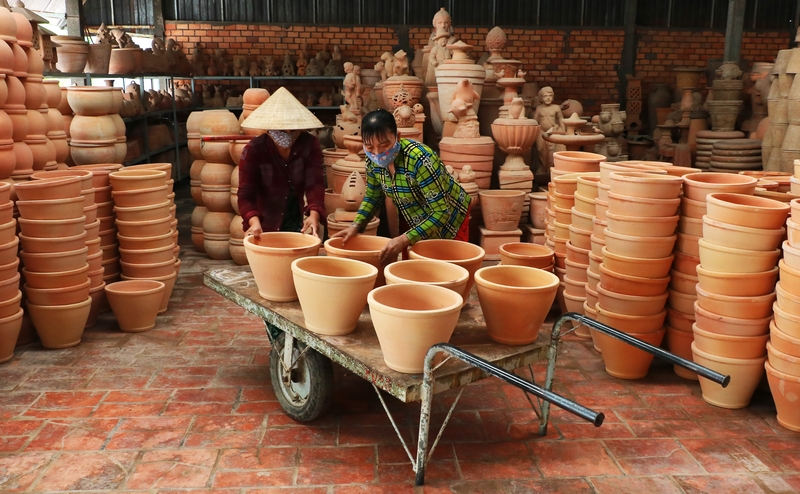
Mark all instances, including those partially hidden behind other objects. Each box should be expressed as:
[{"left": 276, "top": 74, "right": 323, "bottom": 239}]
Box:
[{"left": 204, "top": 266, "right": 728, "bottom": 486}]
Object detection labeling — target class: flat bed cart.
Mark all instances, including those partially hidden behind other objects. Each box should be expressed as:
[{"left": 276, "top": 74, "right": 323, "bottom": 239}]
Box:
[{"left": 204, "top": 266, "right": 728, "bottom": 485}]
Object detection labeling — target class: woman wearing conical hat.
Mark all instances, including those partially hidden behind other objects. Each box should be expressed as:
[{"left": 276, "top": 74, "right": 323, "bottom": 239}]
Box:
[{"left": 238, "top": 87, "right": 326, "bottom": 237}]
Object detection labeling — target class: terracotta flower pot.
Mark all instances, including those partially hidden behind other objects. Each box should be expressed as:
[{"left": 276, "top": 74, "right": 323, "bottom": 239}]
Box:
[
  {"left": 596, "top": 282, "right": 669, "bottom": 316},
  {"left": 667, "top": 306, "right": 696, "bottom": 332},
  {"left": 368, "top": 283, "right": 462, "bottom": 373},
  {"left": 478, "top": 190, "right": 525, "bottom": 231},
  {"left": 681, "top": 172, "right": 758, "bottom": 201},
  {"left": 115, "top": 216, "right": 171, "bottom": 238},
  {"left": 27, "top": 296, "right": 91, "bottom": 348},
  {"left": 408, "top": 239, "right": 485, "bottom": 301},
  {"left": 692, "top": 323, "right": 769, "bottom": 359},
  {"left": 15, "top": 195, "right": 84, "bottom": 220},
  {"left": 0, "top": 305, "right": 22, "bottom": 363},
  {"left": 691, "top": 342, "right": 766, "bottom": 409},
  {"left": 323, "top": 236, "right": 392, "bottom": 288},
  {"left": 68, "top": 115, "right": 117, "bottom": 142},
  {"left": 0, "top": 272, "right": 18, "bottom": 301},
  {"left": 117, "top": 230, "right": 174, "bottom": 250},
  {"left": 779, "top": 259, "right": 800, "bottom": 299},
  {"left": 498, "top": 243, "right": 553, "bottom": 269},
  {"left": 108, "top": 169, "right": 167, "bottom": 192},
  {"left": 383, "top": 259, "right": 469, "bottom": 298},
  {"left": 565, "top": 259, "right": 588, "bottom": 283},
  {"left": 765, "top": 362, "right": 800, "bottom": 432},
  {"left": 18, "top": 231, "right": 86, "bottom": 253},
  {"left": 0, "top": 237, "right": 17, "bottom": 265},
  {"left": 698, "top": 238, "right": 780, "bottom": 274},
  {"left": 105, "top": 280, "right": 165, "bottom": 332},
  {"left": 599, "top": 161, "right": 666, "bottom": 184},
  {"left": 113, "top": 200, "right": 170, "bottom": 222},
  {"left": 607, "top": 171, "right": 683, "bottom": 199},
  {"left": 20, "top": 246, "right": 87, "bottom": 273},
  {"left": 700, "top": 216, "right": 784, "bottom": 253},
  {"left": 678, "top": 215, "right": 703, "bottom": 236},
  {"left": 119, "top": 257, "right": 175, "bottom": 279},
  {"left": 669, "top": 269, "right": 699, "bottom": 294},
  {"left": 773, "top": 301, "right": 800, "bottom": 339},
  {"left": 605, "top": 211, "right": 678, "bottom": 237},
  {"left": 603, "top": 228, "right": 677, "bottom": 259},
  {"left": 474, "top": 265, "right": 559, "bottom": 345},
  {"left": 111, "top": 185, "right": 169, "bottom": 208},
  {"left": 22, "top": 264, "right": 90, "bottom": 293},
  {"left": 607, "top": 191, "right": 680, "bottom": 218},
  {"left": 552, "top": 151, "right": 605, "bottom": 172},
  {"left": 243, "top": 233, "right": 321, "bottom": 302},
  {"left": 601, "top": 246, "right": 674, "bottom": 279},
  {"left": 0, "top": 289, "right": 20, "bottom": 319},
  {"left": 599, "top": 263, "right": 670, "bottom": 296},
  {"left": 695, "top": 265, "right": 778, "bottom": 298},
  {"left": 767, "top": 341, "right": 800, "bottom": 376},
  {"left": 595, "top": 327, "right": 666, "bottom": 379},
  {"left": 291, "top": 257, "right": 378, "bottom": 336},
  {"left": 680, "top": 195, "right": 707, "bottom": 219},
  {"left": 0, "top": 257, "right": 18, "bottom": 282},
  {"left": 14, "top": 175, "right": 81, "bottom": 201},
  {"left": 120, "top": 270, "right": 177, "bottom": 314},
  {"left": 66, "top": 86, "right": 114, "bottom": 116},
  {"left": 771, "top": 319, "right": 800, "bottom": 357},
  {"left": 571, "top": 206, "right": 594, "bottom": 230},
  {"left": 118, "top": 244, "right": 175, "bottom": 265},
  {"left": 705, "top": 193, "right": 790, "bottom": 230},
  {"left": 776, "top": 281, "right": 800, "bottom": 318},
  {"left": 24, "top": 278, "right": 90, "bottom": 306},
  {"left": 596, "top": 303, "right": 666, "bottom": 334}
]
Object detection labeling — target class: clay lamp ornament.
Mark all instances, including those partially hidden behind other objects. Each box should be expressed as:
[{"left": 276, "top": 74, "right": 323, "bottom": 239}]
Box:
[
  {"left": 543, "top": 112, "right": 604, "bottom": 152},
  {"left": 333, "top": 170, "right": 365, "bottom": 223}
]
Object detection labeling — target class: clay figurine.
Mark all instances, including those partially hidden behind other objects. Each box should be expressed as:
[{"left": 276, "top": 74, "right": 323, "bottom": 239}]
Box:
[
  {"left": 375, "top": 61, "right": 387, "bottom": 82},
  {"left": 509, "top": 97, "right": 525, "bottom": 120},
  {"left": 262, "top": 56, "right": 276, "bottom": 76},
  {"left": 448, "top": 79, "right": 481, "bottom": 139},
  {"left": 425, "top": 33, "right": 450, "bottom": 86},
  {"left": 429, "top": 8, "right": 454, "bottom": 47},
  {"left": 296, "top": 52, "right": 308, "bottom": 76},
  {"left": 319, "top": 92, "right": 333, "bottom": 107},
  {"left": 306, "top": 54, "right": 322, "bottom": 76},
  {"left": 343, "top": 62, "right": 363, "bottom": 113},
  {"left": 533, "top": 86, "right": 566, "bottom": 170},
  {"left": 380, "top": 52, "right": 395, "bottom": 80},
  {"left": 233, "top": 56, "right": 248, "bottom": 76},
  {"left": 111, "top": 28, "right": 137, "bottom": 48},
  {"left": 249, "top": 60, "right": 260, "bottom": 77},
  {"left": 282, "top": 53, "right": 295, "bottom": 76},
  {"left": 392, "top": 50, "right": 410, "bottom": 77},
  {"left": 95, "top": 23, "right": 114, "bottom": 44},
  {"left": 324, "top": 58, "right": 343, "bottom": 77}
]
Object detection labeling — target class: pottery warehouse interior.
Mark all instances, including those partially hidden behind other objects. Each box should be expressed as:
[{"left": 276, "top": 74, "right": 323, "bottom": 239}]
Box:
[{"left": 1, "top": 0, "right": 800, "bottom": 491}]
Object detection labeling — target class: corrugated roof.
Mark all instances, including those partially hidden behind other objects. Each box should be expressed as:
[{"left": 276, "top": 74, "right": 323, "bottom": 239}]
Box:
[{"left": 16, "top": 0, "right": 64, "bottom": 15}]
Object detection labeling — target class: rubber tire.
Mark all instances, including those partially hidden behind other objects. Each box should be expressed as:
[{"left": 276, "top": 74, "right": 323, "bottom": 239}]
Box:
[{"left": 269, "top": 333, "right": 334, "bottom": 422}]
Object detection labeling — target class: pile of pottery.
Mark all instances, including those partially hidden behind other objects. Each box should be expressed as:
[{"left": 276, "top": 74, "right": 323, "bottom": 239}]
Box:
[
  {"left": 596, "top": 170, "right": 682, "bottom": 379},
  {"left": 0, "top": 7, "right": 28, "bottom": 183},
  {"left": 111, "top": 167, "right": 178, "bottom": 316},
  {"left": 0, "top": 182, "right": 21, "bottom": 363},
  {"left": 186, "top": 111, "right": 206, "bottom": 252},
  {"left": 15, "top": 176, "right": 92, "bottom": 348},
  {"left": 43, "top": 81, "right": 69, "bottom": 169},
  {"left": 709, "top": 139, "right": 763, "bottom": 172},
  {"left": 765, "top": 196, "right": 800, "bottom": 430},
  {"left": 694, "top": 130, "right": 746, "bottom": 170},
  {"left": 666, "top": 172, "right": 758, "bottom": 378},
  {"left": 573, "top": 173, "right": 602, "bottom": 341},
  {"left": 67, "top": 86, "right": 125, "bottom": 165},
  {"left": 692, "top": 192, "right": 787, "bottom": 409}
]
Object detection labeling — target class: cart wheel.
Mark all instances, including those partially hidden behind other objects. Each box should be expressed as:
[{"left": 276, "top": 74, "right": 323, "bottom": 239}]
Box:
[{"left": 270, "top": 333, "right": 333, "bottom": 422}]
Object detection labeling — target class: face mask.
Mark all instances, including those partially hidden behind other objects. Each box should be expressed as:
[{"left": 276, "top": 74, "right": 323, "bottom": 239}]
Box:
[
  {"left": 365, "top": 139, "right": 401, "bottom": 168},
  {"left": 268, "top": 130, "right": 296, "bottom": 149}
]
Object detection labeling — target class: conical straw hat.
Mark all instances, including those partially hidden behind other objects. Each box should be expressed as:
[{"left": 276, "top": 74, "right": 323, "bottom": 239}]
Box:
[{"left": 241, "top": 86, "right": 324, "bottom": 131}]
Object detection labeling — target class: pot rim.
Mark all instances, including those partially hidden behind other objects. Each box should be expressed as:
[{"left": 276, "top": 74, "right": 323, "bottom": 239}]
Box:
[
  {"left": 604, "top": 227, "right": 677, "bottom": 243},
  {"left": 605, "top": 210, "right": 679, "bottom": 224},
  {"left": 26, "top": 295, "right": 92, "bottom": 310},
  {"left": 499, "top": 242, "right": 554, "bottom": 260},
  {"left": 695, "top": 283, "right": 776, "bottom": 303},
  {"left": 243, "top": 231, "right": 321, "bottom": 253},
  {"left": 16, "top": 195, "right": 83, "bottom": 207},
  {"left": 408, "top": 239, "right": 485, "bottom": 263},
  {"left": 368, "top": 283, "right": 463, "bottom": 315},
  {"left": 696, "top": 264, "right": 779, "bottom": 280},
  {"left": 24, "top": 277, "right": 91, "bottom": 294},
  {"left": 765, "top": 361, "right": 800, "bottom": 382},
  {"left": 384, "top": 259, "right": 469, "bottom": 285},
  {"left": 105, "top": 279, "right": 165, "bottom": 296},
  {"left": 596, "top": 303, "right": 667, "bottom": 322},
  {"left": 474, "top": 265, "right": 560, "bottom": 293},
  {"left": 707, "top": 192, "right": 790, "bottom": 213},
  {"left": 323, "top": 236, "right": 391, "bottom": 255},
  {"left": 599, "top": 262, "right": 670, "bottom": 284},
  {"left": 692, "top": 322, "right": 769, "bottom": 342},
  {"left": 607, "top": 190, "right": 682, "bottom": 206},
  {"left": 597, "top": 282, "right": 669, "bottom": 302},
  {"left": 291, "top": 256, "right": 378, "bottom": 282},
  {"left": 691, "top": 341, "right": 767, "bottom": 364},
  {"left": 773, "top": 300, "right": 800, "bottom": 323}
]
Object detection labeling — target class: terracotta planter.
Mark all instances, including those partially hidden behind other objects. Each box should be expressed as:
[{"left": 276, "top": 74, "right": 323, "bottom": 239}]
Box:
[
  {"left": 118, "top": 271, "right": 177, "bottom": 314},
  {"left": 773, "top": 301, "right": 800, "bottom": 338},
  {"left": 600, "top": 247, "right": 674, "bottom": 280},
  {"left": 109, "top": 169, "right": 167, "bottom": 191},
  {"left": 110, "top": 185, "right": 169, "bottom": 208},
  {"left": 565, "top": 259, "right": 588, "bottom": 283},
  {"left": 692, "top": 323, "right": 769, "bottom": 359},
  {"left": 66, "top": 86, "right": 115, "bottom": 116},
  {"left": 765, "top": 362, "right": 800, "bottom": 432},
  {"left": 665, "top": 325, "right": 697, "bottom": 380},
  {"left": 383, "top": 259, "right": 469, "bottom": 297},
  {"left": 119, "top": 256, "right": 175, "bottom": 278},
  {"left": 0, "top": 307, "right": 22, "bottom": 363},
  {"left": 691, "top": 342, "right": 766, "bottom": 409},
  {"left": 599, "top": 161, "right": 666, "bottom": 184},
  {"left": 595, "top": 327, "right": 666, "bottom": 379},
  {"left": 27, "top": 296, "right": 91, "bottom": 348},
  {"left": 596, "top": 282, "right": 669, "bottom": 316},
  {"left": 105, "top": 280, "right": 165, "bottom": 332},
  {"left": 605, "top": 211, "right": 678, "bottom": 238},
  {"left": 700, "top": 216, "right": 784, "bottom": 252},
  {"left": 695, "top": 265, "right": 778, "bottom": 297},
  {"left": 14, "top": 176, "right": 81, "bottom": 201},
  {"left": 115, "top": 216, "right": 171, "bottom": 238},
  {"left": 552, "top": 151, "right": 605, "bottom": 172},
  {"left": 783, "top": 240, "right": 800, "bottom": 271},
  {"left": 607, "top": 191, "right": 680, "bottom": 218},
  {"left": 0, "top": 237, "right": 17, "bottom": 265},
  {"left": 323, "top": 236, "right": 392, "bottom": 288},
  {"left": 552, "top": 173, "right": 581, "bottom": 195},
  {"left": 69, "top": 115, "right": 117, "bottom": 142},
  {"left": 117, "top": 230, "right": 174, "bottom": 250},
  {"left": 680, "top": 195, "right": 707, "bottom": 219},
  {"left": 669, "top": 269, "right": 699, "bottom": 294},
  {"left": 16, "top": 196, "right": 84, "bottom": 220},
  {"left": 597, "top": 303, "right": 666, "bottom": 334},
  {"left": 0, "top": 258, "right": 18, "bottom": 282},
  {"left": 24, "top": 278, "right": 90, "bottom": 306},
  {"left": 19, "top": 246, "right": 87, "bottom": 273},
  {"left": 607, "top": 171, "right": 683, "bottom": 199},
  {"left": 19, "top": 226, "right": 86, "bottom": 251},
  {"left": 706, "top": 193, "right": 789, "bottom": 229},
  {"left": 668, "top": 306, "right": 696, "bottom": 332},
  {"left": 196, "top": 109, "right": 240, "bottom": 136},
  {"left": 571, "top": 207, "right": 594, "bottom": 230},
  {"left": 0, "top": 272, "right": 19, "bottom": 300},
  {"left": 673, "top": 251, "right": 701, "bottom": 276},
  {"left": 771, "top": 320, "right": 800, "bottom": 357},
  {"left": 603, "top": 229, "right": 676, "bottom": 259},
  {"left": 291, "top": 257, "right": 378, "bottom": 336},
  {"left": 30, "top": 169, "right": 93, "bottom": 190},
  {"left": 681, "top": 173, "right": 757, "bottom": 201},
  {"left": 118, "top": 244, "right": 175, "bottom": 265},
  {"left": 243, "top": 233, "right": 321, "bottom": 302},
  {"left": 776, "top": 282, "right": 800, "bottom": 318},
  {"left": 475, "top": 265, "right": 559, "bottom": 345},
  {"left": 368, "top": 283, "right": 462, "bottom": 373},
  {"left": 478, "top": 190, "right": 525, "bottom": 231},
  {"left": 112, "top": 201, "right": 170, "bottom": 223},
  {"left": 498, "top": 243, "right": 553, "bottom": 269},
  {"left": 766, "top": 341, "right": 800, "bottom": 375},
  {"left": 0, "top": 289, "right": 20, "bottom": 319},
  {"left": 599, "top": 263, "right": 669, "bottom": 296},
  {"left": 408, "top": 239, "right": 486, "bottom": 301},
  {"left": 200, "top": 141, "right": 235, "bottom": 165},
  {"left": 698, "top": 238, "right": 780, "bottom": 274},
  {"left": 779, "top": 259, "right": 800, "bottom": 298}
]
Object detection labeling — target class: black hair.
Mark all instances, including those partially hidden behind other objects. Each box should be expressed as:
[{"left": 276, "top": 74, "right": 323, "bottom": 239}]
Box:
[{"left": 361, "top": 109, "right": 397, "bottom": 146}]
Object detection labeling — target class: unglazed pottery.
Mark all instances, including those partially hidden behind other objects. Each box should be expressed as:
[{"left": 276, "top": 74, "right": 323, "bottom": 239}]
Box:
[
  {"left": 695, "top": 265, "right": 778, "bottom": 297},
  {"left": 698, "top": 238, "right": 781, "bottom": 274},
  {"left": 368, "top": 283, "right": 462, "bottom": 373},
  {"left": 596, "top": 282, "right": 669, "bottom": 316},
  {"left": 243, "top": 233, "right": 321, "bottom": 302},
  {"left": 595, "top": 326, "right": 666, "bottom": 379},
  {"left": 600, "top": 246, "right": 674, "bottom": 279},
  {"left": 0, "top": 308, "right": 22, "bottom": 363},
  {"left": 599, "top": 263, "right": 670, "bottom": 296},
  {"left": 498, "top": 243, "right": 553, "bottom": 269},
  {"left": 383, "top": 260, "right": 469, "bottom": 297},
  {"left": 701, "top": 216, "right": 785, "bottom": 252},
  {"left": 596, "top": 304, "right": 666, "bottom": 334},
  {"left": 552, "top": 151, "right": 605, "bottom": 172},
  {"left": 408, "top": 239, "right": 485, "bottom": 301},
  {"left": 478, "top": 190, "right": 525, "bottom": 231},
  {"left": 765, "top": 362, "right": 800, "bottom": 432},
  {"left": 603, "top": 229, "right": 677, "bottom": 259},
  {"left": 606, "top": 191, "right": 680, "bottom": 217},
  {"left": 607, "top": 171, "right": 683, "bottom": 199},
  {"left": 691, "top": 342, "right": 766, "bottom": 409},
  {"left": 27, "top": 296, "right": 92, "bottom": 348},
  {"left": 24, "top": 278, "right": 91, "bottom": 306},
  {"left": 323, "top": 236, "right": 392, "bottom": 288},
  {"left": 705, "top": 193, "right": 790, "bottom": 229},
  {"left": 692, "top": 323, "right": 769, "bottom": 359},
  {"left": 291, "top": 257, "right": 378, "bottom": 336},
  {"left": 681, "top": 172, "right": 758, "bottom": 201},
  {"left": 105, "top": 280, "right": 165, "bottom": 332},
  {"left": 20, "top": 246, "right": 87, "bottom": 273},
  {"left": 14, "top": 176, "right": 82, "bottom": 201},
  {"left": 15, "top": 196, "right": 85, "bottom": 220},
  {"left": 605, "top": 211, "right": 678, "bottom": 238}
]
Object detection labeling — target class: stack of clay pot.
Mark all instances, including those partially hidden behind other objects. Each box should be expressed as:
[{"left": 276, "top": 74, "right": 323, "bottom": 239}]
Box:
[
  {"left": 186, "top": 111, "right": 206, "bottom": 252},
  {"left": 1, "top": 9, "right": 31, "bottom": 185},
  {"left": 239, "top": 88, "right": 269, "bottom": 134},
  {"left": 573, "top": 173, "right": 602, "bottom": 344},
  {"left": 67, "top": 86, "right": 124, "bottom": 166},
  {"left": 596, "top": 170, "right": 682, "bottom": 379},
  {"left": 57, "top": 86, "right": 74, "bottom": 161},
  {"left": 709, "top": 139, "right": 763, "bottom": 173},
  {"left": 694, "top": 130, "right": 747, "bottom": 170},
  {"left": 199, "top": 110, "right": 240, "bottom": 260},
  {"left": 0, "top": 181, "right": 21, "bottom": 362},
  {"left": 692, "top": 192, "right": 787, "bottom": 410},
  {"left": 768, "top": 196, "right": 800, "bottom": 431},
  {"left": 111, "top": 167, "right": 178, "bottom": 315},
  {"left": 16, "top": 176, "right": 91, "bottom": 348},
  {"left": 228, "top": 137, "right": 251, "bottom": 265},
  {"left": 765, "top": 50, "right": 792, "bottom": 172},
  {"left": 43, "top": 81, "right": 68, "bottom": 169}
]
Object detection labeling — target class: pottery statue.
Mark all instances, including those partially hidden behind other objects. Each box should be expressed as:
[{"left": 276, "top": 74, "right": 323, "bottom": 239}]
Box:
[
  {"left": 534, "top": 86, "right": 567, "bottom": 170},
  {"left": 492, "top": 96, "right": 540, "bottom": 190}
]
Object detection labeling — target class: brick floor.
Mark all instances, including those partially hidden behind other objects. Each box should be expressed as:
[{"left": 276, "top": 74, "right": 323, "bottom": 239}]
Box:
[{"left": 0, "top": 182, "right": 798, "bottom": 492}]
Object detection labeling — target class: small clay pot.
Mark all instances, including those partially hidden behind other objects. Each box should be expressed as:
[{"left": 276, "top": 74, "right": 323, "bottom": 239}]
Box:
[
  {"left": 607, "top": 171, "right": 683, "bottom": 199},
  {"left": 600, "top": 246, "right": 674, "bottom": 279},
  {"left": 117, "top": 230, "right": 174, "bottom": 250},
  {"left": 24, "top": 278, "right": 91, "bottom": 306},
  {"left": 695, "top": 283, "right": 775, "bottom": 320},
  {"left": 669, "top": 269, "right": 699, "bottom": 294},
  {"left": 115, "top": 216, "right": 172, "bottom": 238},
  {"left": 705, "top": 192, "right": 790, "bottom": 229},
  {"left": 15, "top": 195, "right": 84, "bottom": 220},
  {"left": 595, "top": 327, "right": 666, "bottom": 379},
  {"left": 118, "top": 244, "right": 175, "bottom": 265},
  {"left": 20, "top": 246, "right": 88, "bottom": 273},
  {"left": 14, "top": 175, "right": 81, "bottom": 201},
  {"left": 109, "top": 169, "right": 168, "bottom": 191},
  {"left": 111, "top": 185, "right": 169, "bottom": 208},
  {"left": 765, "top": 362, "right": 800, "bottom": 432},
  {"left": 113, "top": 200, "right": 171, "bottom": 222},
  {"left": 552, "top": 151, "right": 605, "bottom": 172},
  {"left": 605, "top": 211, "right": 678, "bottom": 237},
  {"left": 599, "top": 263, "right": 670, "bottom": 296},
  {"left": 22, "top": 263, "right": 89, "bottom": 289},
  {"left": 596, "top": 282, "right": 669, "bottom": 316},
  {"left": 773, "top": 301, "right": 800, "bottom": 339},
  {"left": 18, "top": 231, "right": 87, "bottom": 253},
  {"left": 682, "top": 172, "right": 758, "bottom": 201},
  {"left": 383, "top": 259, "right": 469, "bottom": 298},
  {"left": 408, "top": 239, "right": 486, "bottom": 302},
  {"left": 603, "top": 228, "right": 676, "bottom": 259},
  {"left": 119, "top": 257, "right": 176, "bottom": 279},
  {"left": 691, "top": 342, "right": 766, "bottom": 409},
  {"left": 27, "top": 296, "right": 91, "bottom": 349},
  {"left": 680, "top": 195, "right": 707, "bottom": 219},
  {"left": 607, "top": 191, "right": 680, "bottom": 218},
  {"left": 596, "top": 303, "right": 666, "bottom": 334},
  {"left": 0, "top": 237, "right": 18, "bottom": 265},
  {"left": 478, "top": 190, "right": 525, "bottom": 231},
  {"left": 244, "top": 233, "right": 321, "bottom": 302},
  {"left": 104, "top": 280, "right": 165, "bottom": 332},
  {"left": 570, "top": 207, "right": 594, "bottom": 230},
  {"left": 120, "top": 271, "right": 177, "bottom": 314},
  {"left": 695, "top": 265, "right": 778, "bottom": 297},
  {"left": 698, "top": 238, "right": 781, "bottom": 274},
  {"left": 0, "top": 308, "right": 23, "bottom": 363},
  {"left": 692, "top": 323, "right": 769, "bottom": 359}
]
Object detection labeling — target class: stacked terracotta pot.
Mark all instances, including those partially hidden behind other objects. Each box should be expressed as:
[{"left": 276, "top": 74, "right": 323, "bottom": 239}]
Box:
[
  {"left": 710, "top": 139, "right": 762, "bottom": 173},
  {"left": 573, "top": 173, "right": 602, "bottom": 345},
  {"left": 0, "top": 181, "right": 21, "bottom": 363},
  {"left": 198, "top": 110, "right": 241, "bottom": 260},
  {"left": 111, "top": 167, "right": 178, "bottom": 315},
  {"left": 58, "top": 86, "right": 74, "bottom": 160},
  {"left": 1, "top": 11, "right": 31, "bottom": 185},
  {"left": 42, "top": 81, "right": 68, "bottom": 169},
  {"left": 239, "top": 88, "right": 269, "bottom": 134},
  {"left": 67, "top": 86, "right": 124, "bottom": 166},
  {"left": 692, "top": 192, "right": 787, "bottom": 410},
  {"left": 595, "top": 170, "right": 682, "bottom": 380},
  {"left": 769, "top": 196, "right": 800, "bottom": 431},
  {"left": 667, "top": 173, "right": 759, "bottom": 378},
  {"left": 16, "top": 176, "right": 91, "bottom": 348},
  {"left": 186, "top": 111, "right": 206, "bottom": 252},
  {"left": 694, "top": 130, "right": 746, "bottom": 170}
]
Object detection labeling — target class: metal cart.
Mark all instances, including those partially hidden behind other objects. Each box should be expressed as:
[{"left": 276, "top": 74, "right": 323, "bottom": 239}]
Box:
[{"left": 204, "top": 266, "right": 728, "bottom": 486}]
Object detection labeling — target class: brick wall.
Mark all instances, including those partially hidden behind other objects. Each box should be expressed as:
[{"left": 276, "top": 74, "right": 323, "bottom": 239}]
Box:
[{"left": 164, "top": 22, "right": 791, "bottom": 115}]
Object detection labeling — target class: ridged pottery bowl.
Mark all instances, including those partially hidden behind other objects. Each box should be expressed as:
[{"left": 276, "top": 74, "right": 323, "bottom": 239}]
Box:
[
  {"left": 20, "top": 246, "right": 87, "bottom": 273},
  {"left": 19, "top": 231, "right": 87, "bottom": 253},
  {"left": 119, "top": 258, "right": 176, "bottom": 279},
  {"left": 243, "top": 233, "right": 321, "bottom": 302},
  {"left": 691, "top": 342, "right": 766, "bottom": 409},
  {"left": 694, "top": 284, "right": 775, "bottom": 319},
  {"left": 15, "top": 196, "right": 84, "bottom": 220},
  {"left": 605, "top": 211, "right": 678, "bottom": 237},
  {"left": 368, "top": 283, "right": 462, "bottom": 373},
  {"left": 596, "top": 282, "right": 669, "bottom": 316},
  {"left": 383, "top": 260, "right": 469, "bottom": 298},
  {"left": 109, "top": 169, "right": 167, "bottom": 191},
  {"left": 499, "top": 243, "right": 554, "bottom": 269},
  {"left": 701, "top": 216, "right": 784, "bottom": 252},
  {"left": 596, "top": 304, "right": 666, "bottom": 334},
  {"left": 474, "top": 265, "right": 559, "bottom": 345},
  {"left": 695, "top": 265, "right": 778, "bottom": 297},
  {"left": 765, "top": 362, "right": 800, "bottom": 431},
  {"left": 478, "top": 190, "right": 525, "bottom": 231},
  {"left": 291, "top": 257, "right": 378, "bottom": 336},
  {"left": 607, "top": 191, "right": 680, "bottom": 217},
  {"left": 114, "top": 200, "right": 171, "bottom": 222},
  {"left": 323, "top": 236, "right": 392, "bottom": 288},
  {"left": 607, "top": 171, "right": 683, "bottom": 199},
  {"left": 601, "top": 247, "right": 674, "bottom": 279},
  {"left": 603, "top": 228, "right": 677, "bottom": 259},
  {"left": 14, "top": 175, "right": 82, "bottom": 201},
  {"left": 598, "top": 263, "right": 670, "bottom": 296},
  {"left": 705, "top": 193, "right": 790, "bottom": 229},
  {"left": 681, "top": 172, "right": 757, "bottom": 201},
  {"left": 26, "top": 296, "right": 92, "bottom": 348},
  {"left": 692, "top": 323, "right": 770, "bottom": 359},
  {"left": 552, "top": 151, "right": 605, "bottom": 172},
  {"left": 0, "top": 308, "right": 23, "bottom": 363},
  {"left": 697, "top": 238, "right": 781, "bottom": 274},
  {"left": 105, "top": 280, "right": 165, "bottom": 332},
  {"left": 595, "top": 326, "right": 666, "bottom": 379},
  {"left": 408, "top": 239, "right": 485, "bottom": 302}
]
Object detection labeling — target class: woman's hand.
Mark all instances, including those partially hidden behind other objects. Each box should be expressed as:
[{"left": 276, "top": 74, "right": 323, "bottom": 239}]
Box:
[
  {"left": 245, "top": 217, "right": 263, "bottom": 238},
  {"left": 302, "top": 211, "right": 320, "bottom": 237},
  {"left": 379, "top": 234, "right": 410, "bottom": 265},
  {"left": 331, "top": 225, "right": 359, "bottom": 246}
]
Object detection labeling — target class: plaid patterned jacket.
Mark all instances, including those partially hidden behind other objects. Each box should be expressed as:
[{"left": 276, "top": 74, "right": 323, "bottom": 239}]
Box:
[{"left": 353, "top": 139, "right": 471, "bottom": 244}]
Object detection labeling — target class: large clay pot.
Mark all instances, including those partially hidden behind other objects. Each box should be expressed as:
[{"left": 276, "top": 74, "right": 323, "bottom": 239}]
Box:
[
  {"left": 54, "top": 42, "right": 89, "bottom": 74},
  {"left": 22, "top": 264, "right": 89, "bottom": 290},
  {"left": 323, "top": 236, "right": 392, "bottom": 287},
  {"left": 765, "top": 362, "right": 800, "bottom": 432},
  {"left": 84, "top": 43, "right": 112, "bottom": 74},
  {"left": 383, "top": 259, "right": 469, "bottom": 298},
  {"left": 16, "top": 196, "right": 84, "bottom": 220},
  {"left": 14, "top": 175, "right": 81, "bottom": 201},
  {"left": 243, "top": 233, "right": 321, "bottom": 302},
  {"left": 291, "top": 257, "right": 377, "bottom": 336},
  {"left": 498, "top": 243, "right": 553, "bottom": 269},
  {"left": 597, "top": 304, "right": 665, "bottom": 333},
  {"left": 197, "top": 109, "right": 240, "bottom": 136},
  {"left": 478, "top": 190, "right": 525, "bottom": 231},
  {"left": 69, "top": 115, "right": 117, "bottom": 142},
  {"left": 116, "top": 216, "right": 171, "bottom": 237},
  {"left": 706, "top": 193, "right": 790, "bottom": 229},
  {"left": 19, "top": 231, "right": 87, "bottom": 253},
  {"left": 108, "top": 47, "right": 138, "bottom": 75},
  {"left": 606, "top": 191, "right": 680, "bottom": 218},
  {"left": 691, "top": 342, "right": 766, "bottom": 409},
  {"left": 66, "top": 86, "right": 115, "bottom": 116},
  {"left": 681, "top": 173, "right": 757, "bottom": 201},
  {"left": 408, "top": 239, "right": 485, "bottom": 302},
  {"left": 0, "top": 307, "right": 22, "bottom": 363},
  {"left": 474, "top": 265, "right": 559, "bottom": 345},
  {"left": 27, "top": 296, "right": 91, "bottom": 348},
  {"left": 120, "top": 271, "right": 177, "bottom": 314},
  {"left": 368, "top": 283, "right": 462, "bottom": 373},
  {"left": 595, "top": 327, "right": 666, "bottom": 379},
  {"left": 119, "top": 258, "right": 175, "bottom": 278},
  {"left": 105, "top": 280, "right": 165, "bottom": 332}
]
